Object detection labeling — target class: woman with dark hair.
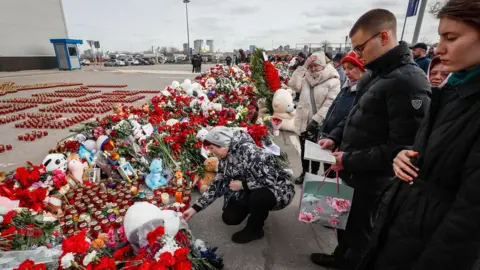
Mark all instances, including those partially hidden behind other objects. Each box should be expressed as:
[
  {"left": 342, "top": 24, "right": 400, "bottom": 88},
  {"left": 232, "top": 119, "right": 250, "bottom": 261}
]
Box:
[{"left": 359, "top": 1, "right": 480, "bottom": 269}]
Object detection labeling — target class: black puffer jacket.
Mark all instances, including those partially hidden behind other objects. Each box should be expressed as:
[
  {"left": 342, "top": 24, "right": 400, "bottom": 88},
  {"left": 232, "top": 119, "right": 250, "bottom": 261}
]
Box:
[
  {"left": 359, "top": 72, "right": 480, "bottom": 270},
  {"left": 328, "top": 42, "right": 431, "bottom": 195}
]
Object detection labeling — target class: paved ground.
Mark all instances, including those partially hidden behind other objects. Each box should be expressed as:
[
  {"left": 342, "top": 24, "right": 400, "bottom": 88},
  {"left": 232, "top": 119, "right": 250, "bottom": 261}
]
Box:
[{"left": 0, "top": 64, "right": 336, "bottom": 270}]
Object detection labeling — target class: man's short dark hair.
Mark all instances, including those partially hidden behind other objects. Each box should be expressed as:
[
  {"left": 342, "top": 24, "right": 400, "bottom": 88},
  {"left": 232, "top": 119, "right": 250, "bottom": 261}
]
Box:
[{"left": 349, "top": 9, "right": 397, "bottom": 38}]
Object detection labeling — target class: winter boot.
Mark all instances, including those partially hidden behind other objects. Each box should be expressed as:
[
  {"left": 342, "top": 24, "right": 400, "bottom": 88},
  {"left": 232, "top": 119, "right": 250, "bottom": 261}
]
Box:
[
  {"left": 294, "top": 172, "right": 306, "bottom": 185},
  {"left": 231, "top": 228, "right": 264, "bottom": 244},
  {"left": 310, "top": 253, "right": 341, "bottom": 269}
]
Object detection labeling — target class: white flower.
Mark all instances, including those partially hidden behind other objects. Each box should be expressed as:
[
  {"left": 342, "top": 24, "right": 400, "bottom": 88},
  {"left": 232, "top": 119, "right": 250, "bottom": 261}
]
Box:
[
  {"left": 154, "top": 236, "right": 180, "bottom": 260},
  {"left": 61, "top": 252, "right": 75, "bottom": 269},
  {"left": 83, "top": 250, "right": 97, "bottom": 266}
]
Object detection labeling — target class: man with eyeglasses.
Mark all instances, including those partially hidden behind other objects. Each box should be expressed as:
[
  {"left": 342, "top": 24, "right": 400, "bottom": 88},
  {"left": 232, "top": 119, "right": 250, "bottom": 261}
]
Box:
[{"left": 312, "top": 9, "right": 431, "bottom": 269}]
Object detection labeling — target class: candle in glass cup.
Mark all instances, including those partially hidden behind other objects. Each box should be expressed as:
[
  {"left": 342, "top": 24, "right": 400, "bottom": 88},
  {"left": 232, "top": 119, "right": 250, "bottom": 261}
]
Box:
[
  {"left": 175, "top": 191, "right": 183, "bottom": 203},
  {"left": 161, "top": 193, "right": 170, "bottom": 205}
]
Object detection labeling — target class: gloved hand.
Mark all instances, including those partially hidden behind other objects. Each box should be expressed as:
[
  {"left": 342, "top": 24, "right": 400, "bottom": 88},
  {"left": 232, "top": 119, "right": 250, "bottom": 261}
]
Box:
[{"left": 306, "top": 120, "right": 319, "bottom": 133}]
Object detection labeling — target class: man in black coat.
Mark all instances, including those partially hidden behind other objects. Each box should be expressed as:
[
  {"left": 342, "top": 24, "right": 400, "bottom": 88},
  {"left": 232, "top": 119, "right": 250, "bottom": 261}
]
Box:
[
  {"left": 313, "top": 9, "right": 431, "bottom": 269},
  {"left": 225, "top": 55, "right": 232, "bottom": 66}
]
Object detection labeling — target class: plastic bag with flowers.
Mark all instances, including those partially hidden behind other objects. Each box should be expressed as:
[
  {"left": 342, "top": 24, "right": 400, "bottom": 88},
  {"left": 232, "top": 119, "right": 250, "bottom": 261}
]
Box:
[{"left": 298, "top": 170, "right": 354, "bottom": 230}]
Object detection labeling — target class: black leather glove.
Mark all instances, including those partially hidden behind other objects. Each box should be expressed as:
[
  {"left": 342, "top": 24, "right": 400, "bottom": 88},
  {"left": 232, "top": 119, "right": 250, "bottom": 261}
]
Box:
[{"left": 306, "top": 120, "right": 319, "bottom": 133}]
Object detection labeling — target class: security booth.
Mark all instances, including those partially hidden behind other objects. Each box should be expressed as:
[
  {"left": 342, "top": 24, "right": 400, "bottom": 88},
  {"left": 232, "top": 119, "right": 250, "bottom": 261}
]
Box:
[{"left": 49, "top": 39, "right": 83, "bottom": 70}]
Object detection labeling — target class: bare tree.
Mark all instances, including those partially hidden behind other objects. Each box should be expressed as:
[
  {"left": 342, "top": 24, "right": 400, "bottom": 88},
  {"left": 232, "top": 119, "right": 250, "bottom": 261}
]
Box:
[
  {"left": 428, "top": 1, "right": 444, "bottom": 15},
  {"left": 160, "top": 47, "right": 168, "bottom": 55},
  {"left": 420, "top": 36, "right": 431, "bottom": 45}
]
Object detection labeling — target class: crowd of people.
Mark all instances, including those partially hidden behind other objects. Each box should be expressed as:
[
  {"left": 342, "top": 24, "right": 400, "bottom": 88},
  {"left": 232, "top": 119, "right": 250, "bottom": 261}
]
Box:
[{"left": 182, "top": 0, "right": 480, "bottom": 269}]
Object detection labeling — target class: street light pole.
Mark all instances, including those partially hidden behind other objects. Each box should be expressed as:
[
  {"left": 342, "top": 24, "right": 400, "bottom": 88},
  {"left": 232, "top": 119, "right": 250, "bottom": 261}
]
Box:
[{"left": 183, "top": 0, "right": 191, "bottom": 60}]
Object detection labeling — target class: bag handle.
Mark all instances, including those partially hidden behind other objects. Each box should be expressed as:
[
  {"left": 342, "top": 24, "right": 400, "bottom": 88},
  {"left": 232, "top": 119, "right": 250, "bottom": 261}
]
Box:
[
  {"left": 309, "top": 86, "right": 318, "bottom": 116},
  {"left": 316, "top": 167, "right": 340, "bottom": 194}
]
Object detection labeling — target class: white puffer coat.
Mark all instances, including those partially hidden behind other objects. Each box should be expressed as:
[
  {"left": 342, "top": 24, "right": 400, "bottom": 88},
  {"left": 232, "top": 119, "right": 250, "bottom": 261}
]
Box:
[{"left": 293, "top": 64, "right": 341, "bottom": 135}]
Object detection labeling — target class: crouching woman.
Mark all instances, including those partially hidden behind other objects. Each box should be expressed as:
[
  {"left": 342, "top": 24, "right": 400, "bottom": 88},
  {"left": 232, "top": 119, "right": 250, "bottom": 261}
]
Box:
[{"left": 182, "top": 126, "right": 295, "bottom": 244}]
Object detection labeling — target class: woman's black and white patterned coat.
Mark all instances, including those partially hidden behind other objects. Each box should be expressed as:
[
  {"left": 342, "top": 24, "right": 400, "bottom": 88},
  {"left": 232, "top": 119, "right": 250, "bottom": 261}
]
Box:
[{"left": 193, "top": 130, "right": 295, "bottom": 212}]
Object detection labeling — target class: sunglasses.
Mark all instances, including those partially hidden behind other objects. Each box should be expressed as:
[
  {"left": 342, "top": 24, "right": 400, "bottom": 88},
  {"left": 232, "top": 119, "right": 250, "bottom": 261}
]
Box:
[{"left": 353, "top": 32, "right": 382, "bottom": 56}]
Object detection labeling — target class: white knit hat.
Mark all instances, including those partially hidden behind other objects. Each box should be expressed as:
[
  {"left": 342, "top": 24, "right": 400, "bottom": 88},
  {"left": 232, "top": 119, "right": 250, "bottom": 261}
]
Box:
[
  {"left": 310, "top": 52, "right": 327, "bottom": 67},
  {"left": 205, "top": 126, "right": 233, "bottom": 147}
]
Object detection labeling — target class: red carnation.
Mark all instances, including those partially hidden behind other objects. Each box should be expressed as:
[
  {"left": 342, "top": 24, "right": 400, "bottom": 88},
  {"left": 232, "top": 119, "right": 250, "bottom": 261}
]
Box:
[
  {"left": 94, "top": 257, "right": 116, "bottom": 270},
  {"left": 14, "top": 259, "right": 46, "bottom": 270},
  {"left": 2, "top": 210, "right": 17, "bottom": 226},
  {"left": 175, "top": 260, "right": 192, "bottom": 270},
  {"left": 146, "top": 226, "right": 165, "bottom": 246},
  {"left": 174, "top": 248, "right": 190, "bottom": 261},
  {"left": 62, "top": 229, "right": 90, "bottom": 254},
  {"left": 159, "top": 252, "right": 176, "bottom": 267},
  {"left": 113, "top": 245, "right": 133, "bottom": 261}
]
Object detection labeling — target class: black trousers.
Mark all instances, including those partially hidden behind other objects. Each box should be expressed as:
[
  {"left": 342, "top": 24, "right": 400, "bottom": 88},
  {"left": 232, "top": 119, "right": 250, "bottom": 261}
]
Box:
[
  {"left": 335, "top": 191, "right": 381, "bottom": 269},
  {"left": 222, "top": 187, "right": 276, "bottom": 231},
  {"left": 299, "top": 136, "right": 320, "bottom": 175}
]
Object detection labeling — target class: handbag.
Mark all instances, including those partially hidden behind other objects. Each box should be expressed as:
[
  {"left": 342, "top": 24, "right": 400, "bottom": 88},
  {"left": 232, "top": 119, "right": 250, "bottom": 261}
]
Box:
[
  {"left": 298, "top": 167, "right": 354, "bottom": 229},
  {"left": 300, "top": 86, "right": 321, "bottom": 142}
]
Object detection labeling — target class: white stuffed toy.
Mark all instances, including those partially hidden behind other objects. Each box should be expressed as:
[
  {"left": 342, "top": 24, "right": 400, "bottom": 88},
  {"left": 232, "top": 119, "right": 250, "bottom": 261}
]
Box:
[
  {"left": 196, "top": 129, "right": 209, "bottom": 141},
  {"left": 205, "top": 78, "right": 216, "bottom": 89},
  {"left": 272, "top": 88, "right": 296, "bottom": 132},
  {"left": 130, "top": 119, "right": 146, "bottom": 142},
  {"left": 42, "top": 153, "right": 68, "bottom": 173}
]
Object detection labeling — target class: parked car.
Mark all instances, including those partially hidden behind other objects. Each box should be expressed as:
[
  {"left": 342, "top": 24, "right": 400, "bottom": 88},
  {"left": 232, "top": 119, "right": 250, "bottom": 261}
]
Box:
[
  {"left": 81, "top": 59, "right": 91, "bottom": 66},
  {"left": 135, "top": 58, "right": 150, "bottom": 65},
  {"left": 125, "top": 58, "right": 140, "bottom": 66},
  {"left": 104, "top": 59, "right": 125, "bottom": 67}
]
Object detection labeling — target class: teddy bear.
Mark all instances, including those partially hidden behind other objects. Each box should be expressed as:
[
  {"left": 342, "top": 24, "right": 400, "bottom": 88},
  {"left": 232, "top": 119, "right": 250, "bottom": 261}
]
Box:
[
  {"left": 272, "top": 88, "right": 296, "bottom": 132},
  {"left": 196, "top": 157, "right": 218, "bottom": 193},
  {"left": 257, "top": 98, "right": 269, "bottom": 119},
  {"left": 145, "top": 159, "right": 168, "bottom": 190}
]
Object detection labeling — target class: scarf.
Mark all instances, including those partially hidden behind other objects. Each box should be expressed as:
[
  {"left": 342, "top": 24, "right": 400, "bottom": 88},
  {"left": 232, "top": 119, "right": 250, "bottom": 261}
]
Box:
[
  {"left": 342, "top": 79, "right": 358, "bottom": 91},
  {"left": 447, "top": 65, "right": 480, "bottom": 86},
  {"left": 305, "top": 71, "right": 326, "bottom": 87}
]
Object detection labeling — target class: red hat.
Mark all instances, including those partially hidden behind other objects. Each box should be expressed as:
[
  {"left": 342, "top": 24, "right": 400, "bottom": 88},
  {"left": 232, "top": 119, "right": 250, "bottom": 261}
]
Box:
[{"left": 341, "top": 51, "right": 366, "bottom": 72}]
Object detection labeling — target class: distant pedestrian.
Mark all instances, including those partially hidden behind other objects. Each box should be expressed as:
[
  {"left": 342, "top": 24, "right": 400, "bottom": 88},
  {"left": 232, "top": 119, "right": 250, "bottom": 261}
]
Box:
[
  {"left": 411, "top": 42, "right": 431, "bottom": 74},
  {"left": 331, "top": 52, "right": 347, "bottom": 86},
  {"left": 225, "top": 55, "right": 232, "bottom": 66},
  {"left": 427, "top": 46, "right": 435, "bottom": 58}
]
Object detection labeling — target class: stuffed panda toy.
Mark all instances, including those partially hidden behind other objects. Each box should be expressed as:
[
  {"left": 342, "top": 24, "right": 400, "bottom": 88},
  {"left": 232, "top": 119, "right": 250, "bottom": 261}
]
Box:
[{"left": 42, "top": 153, "right": 68, "bottom": 173}]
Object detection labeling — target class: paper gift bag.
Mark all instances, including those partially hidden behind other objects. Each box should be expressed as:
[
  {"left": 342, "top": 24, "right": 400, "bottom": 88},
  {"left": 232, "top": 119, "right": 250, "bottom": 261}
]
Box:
[{"left": 298, "top": 170, "right": 354, "bottom": 229}]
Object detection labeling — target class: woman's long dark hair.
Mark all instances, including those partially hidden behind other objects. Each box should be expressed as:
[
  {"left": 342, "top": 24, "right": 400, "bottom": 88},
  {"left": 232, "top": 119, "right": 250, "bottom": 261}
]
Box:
[{"left": 435, "top": 0, "right": 480, "bottom": 31}]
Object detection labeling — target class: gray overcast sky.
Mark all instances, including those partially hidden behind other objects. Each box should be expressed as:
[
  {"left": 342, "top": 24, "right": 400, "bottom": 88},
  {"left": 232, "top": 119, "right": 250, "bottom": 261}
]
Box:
[{"left": 62, "top": 0, "right": 442, "bottom": 53}]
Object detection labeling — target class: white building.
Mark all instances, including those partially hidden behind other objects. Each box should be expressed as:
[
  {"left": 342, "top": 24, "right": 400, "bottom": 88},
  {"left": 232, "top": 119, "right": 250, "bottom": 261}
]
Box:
[
  {"left": 0, "top": 0, "right": 69, "bottom": 71},
  {"left": 206, "top": 40, "right": 214, "bottom": 53},
  {"left": 193, "top": 40, "right": 203, "bottom": 54}
]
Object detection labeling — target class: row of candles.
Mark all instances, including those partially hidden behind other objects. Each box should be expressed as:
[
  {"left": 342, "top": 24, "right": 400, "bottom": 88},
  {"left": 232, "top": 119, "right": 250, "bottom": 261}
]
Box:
[
  {"left": 0, "top": 144, "right": 13, "bottom": 153},
  {"left": 85, "top": 84, "right": 128, "bottom": 88},
  {"left": 15, "top": 114, "right": 93, "bottom": 129},
  {"left": 0, "top": 104, "right": 37, "bottom": 115},
  {"left": 1, "top": 97, "right": 62, "bottom": 104},
  {"left": 18, "top": 130, "right": 49, "bottom": 141},
  {"left": 55, "top": 88, "right": 101, "bottom": 94},
  {"left": 0, "top": 113, "right": 26, "bottom": 124},
  {"left": 32, "top": 92, "right": 88, "bottom": 98},
  {"left": 102, "top": 95, "right": 145, "bottom": 103},
  {"left": 112, "top": 90, "right": 161, "bottom": 94},
  {"left": 39, "top": 105, "right": 110, "bottom": 114}
]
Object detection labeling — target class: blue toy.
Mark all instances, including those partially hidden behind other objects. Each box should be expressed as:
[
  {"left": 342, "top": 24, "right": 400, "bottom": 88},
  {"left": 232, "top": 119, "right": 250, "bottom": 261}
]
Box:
[
  {"left": 145, "top": 159, "right": 168, "bottom": 190},
  {"left": 78, "top": 144, "right": 94, "bottom": 164}
]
